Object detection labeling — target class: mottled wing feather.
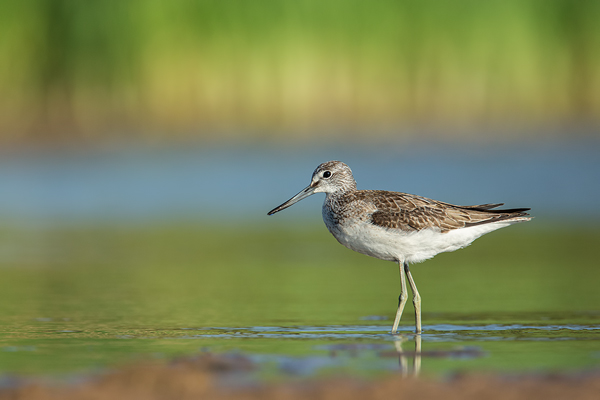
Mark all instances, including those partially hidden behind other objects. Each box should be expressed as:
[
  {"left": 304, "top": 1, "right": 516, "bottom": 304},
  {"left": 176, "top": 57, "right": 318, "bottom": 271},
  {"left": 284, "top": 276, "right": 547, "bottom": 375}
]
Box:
[
  {"left": 359, "top": 190, "right": 529, "bottom": 233},
  {"left": 371, "top": 208, "right": 464, "bottom": 231},
  {"left": 460, "top": 203, "right": 503, "bottom": 210}
]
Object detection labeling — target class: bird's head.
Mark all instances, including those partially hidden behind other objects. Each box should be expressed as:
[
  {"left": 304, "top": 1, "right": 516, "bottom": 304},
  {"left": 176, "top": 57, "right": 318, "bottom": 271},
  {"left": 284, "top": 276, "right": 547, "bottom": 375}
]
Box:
[{"left": 267, "top": 160, "right": 356, "bottom": 215}]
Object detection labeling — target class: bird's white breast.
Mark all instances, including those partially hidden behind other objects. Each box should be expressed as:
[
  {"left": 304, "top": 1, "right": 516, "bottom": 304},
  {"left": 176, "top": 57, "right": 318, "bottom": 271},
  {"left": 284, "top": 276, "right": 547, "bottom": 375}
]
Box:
[{"left": 322, "top": 203, "right": 514, "bottom": 264}]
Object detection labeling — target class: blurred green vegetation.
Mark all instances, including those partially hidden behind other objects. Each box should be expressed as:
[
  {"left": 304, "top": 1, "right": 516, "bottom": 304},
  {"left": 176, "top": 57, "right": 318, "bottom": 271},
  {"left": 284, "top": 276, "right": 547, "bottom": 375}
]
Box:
[{"left": 1, "top": 0, "right": 599, "bottom": 142}]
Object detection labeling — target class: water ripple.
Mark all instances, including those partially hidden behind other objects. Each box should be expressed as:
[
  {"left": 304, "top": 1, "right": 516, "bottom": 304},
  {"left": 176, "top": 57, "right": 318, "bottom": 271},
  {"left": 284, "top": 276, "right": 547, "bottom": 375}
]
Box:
[{"left": 182, "top": 324, "right": 600, "bottom": 341}]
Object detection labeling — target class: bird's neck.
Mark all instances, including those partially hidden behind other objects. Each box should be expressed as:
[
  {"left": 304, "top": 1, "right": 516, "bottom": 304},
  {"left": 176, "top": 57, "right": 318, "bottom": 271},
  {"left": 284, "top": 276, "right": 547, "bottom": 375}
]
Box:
[{"left": 325, "top": 186, "right": 356, "bottom": 201}]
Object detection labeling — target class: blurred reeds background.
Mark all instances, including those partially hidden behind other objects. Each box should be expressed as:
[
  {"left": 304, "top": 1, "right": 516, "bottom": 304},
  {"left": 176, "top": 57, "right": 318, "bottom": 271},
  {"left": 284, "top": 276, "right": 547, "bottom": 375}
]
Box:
[{"left": 1, "top": 0, "right": 599, "bottom": 144}]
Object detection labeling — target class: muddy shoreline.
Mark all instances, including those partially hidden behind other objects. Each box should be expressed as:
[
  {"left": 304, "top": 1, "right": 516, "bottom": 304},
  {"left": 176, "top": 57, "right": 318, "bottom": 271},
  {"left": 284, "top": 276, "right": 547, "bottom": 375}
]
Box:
[{"left": 2, "top": 354, "right": 599, "bottom": 400}]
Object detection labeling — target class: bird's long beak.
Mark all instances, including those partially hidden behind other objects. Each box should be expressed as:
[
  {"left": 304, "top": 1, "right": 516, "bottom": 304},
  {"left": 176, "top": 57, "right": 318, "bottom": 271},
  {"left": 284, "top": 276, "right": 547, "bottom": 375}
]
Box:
[{"left": 267, "top": 183, "right": 317, "bottom": 215}]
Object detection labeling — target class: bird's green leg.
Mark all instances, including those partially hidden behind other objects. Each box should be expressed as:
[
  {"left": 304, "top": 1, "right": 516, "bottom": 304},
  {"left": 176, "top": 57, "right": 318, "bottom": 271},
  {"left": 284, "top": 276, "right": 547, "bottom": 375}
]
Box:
[
  {"left": 391, "top": 260, "right": 408, "bottom": 334},
  {"left": 404, "top": 262, "right": 422, "bottom": 334}
]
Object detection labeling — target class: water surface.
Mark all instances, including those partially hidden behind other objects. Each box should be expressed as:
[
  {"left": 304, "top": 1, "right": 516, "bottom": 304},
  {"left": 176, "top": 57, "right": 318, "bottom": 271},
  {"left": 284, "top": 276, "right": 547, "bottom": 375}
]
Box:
[
  {"left": 0, "top": 141, "right": 598, "bottom": 225},
  {"left": 0, "top": 225, "right": 598, "bottom": 379}
]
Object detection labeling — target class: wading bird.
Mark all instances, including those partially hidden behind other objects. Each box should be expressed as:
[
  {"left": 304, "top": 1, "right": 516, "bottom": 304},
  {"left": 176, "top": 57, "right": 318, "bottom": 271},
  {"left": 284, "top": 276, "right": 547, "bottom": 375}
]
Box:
[{"left": 268, "top": 161, "right": 531, "bottom": 334}]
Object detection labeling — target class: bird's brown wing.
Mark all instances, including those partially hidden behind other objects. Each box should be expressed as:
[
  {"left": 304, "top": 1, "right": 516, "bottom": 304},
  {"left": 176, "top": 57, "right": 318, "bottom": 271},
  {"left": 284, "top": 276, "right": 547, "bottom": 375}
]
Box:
[
  {"left": 459, "top": 203, "right": 503, "bottom": 210},
  {"left": 360, "top": 190, "right": 529, "bottom": 233}
]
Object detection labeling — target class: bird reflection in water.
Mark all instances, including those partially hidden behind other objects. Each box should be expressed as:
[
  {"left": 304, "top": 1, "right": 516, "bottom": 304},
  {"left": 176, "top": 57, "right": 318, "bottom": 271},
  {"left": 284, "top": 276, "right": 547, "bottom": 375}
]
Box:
[{"left": 394, "top": 335, "right": 421, "bottom": 377}]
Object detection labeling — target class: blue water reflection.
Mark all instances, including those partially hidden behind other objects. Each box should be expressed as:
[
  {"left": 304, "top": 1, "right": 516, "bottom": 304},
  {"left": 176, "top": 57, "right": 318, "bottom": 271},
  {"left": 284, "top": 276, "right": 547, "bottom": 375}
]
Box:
[{"left": 0, "top": 140, "right": 598, "bottom": 225}]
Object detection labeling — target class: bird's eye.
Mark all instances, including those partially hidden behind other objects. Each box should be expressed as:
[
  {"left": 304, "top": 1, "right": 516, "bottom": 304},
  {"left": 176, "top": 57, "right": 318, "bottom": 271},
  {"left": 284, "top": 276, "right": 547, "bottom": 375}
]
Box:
[{"left": 323, "top": 171, "right": 332, "bottom": 178}]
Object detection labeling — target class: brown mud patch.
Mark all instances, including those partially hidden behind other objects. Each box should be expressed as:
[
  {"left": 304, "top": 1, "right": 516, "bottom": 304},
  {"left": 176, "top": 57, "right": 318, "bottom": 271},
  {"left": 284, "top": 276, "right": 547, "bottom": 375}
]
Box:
[{"left": 2, "top": 354, "right": 599, "bottom": 400}]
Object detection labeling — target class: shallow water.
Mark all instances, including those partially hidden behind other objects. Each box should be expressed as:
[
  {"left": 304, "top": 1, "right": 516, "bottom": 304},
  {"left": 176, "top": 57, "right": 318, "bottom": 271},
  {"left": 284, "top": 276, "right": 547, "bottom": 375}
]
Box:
[
  {"left": 0, "top": 141, "right": 599, "bottom": 225},
  {"left": 0, "top": 224, "right": 598, "bottom": 380},
  {"left": 2, "top": 319, "right": 599, "bottom": 380}
]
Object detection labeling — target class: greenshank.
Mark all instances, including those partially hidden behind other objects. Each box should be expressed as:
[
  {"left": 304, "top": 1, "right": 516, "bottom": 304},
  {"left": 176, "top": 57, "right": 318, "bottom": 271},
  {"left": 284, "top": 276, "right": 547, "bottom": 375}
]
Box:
[{"left": 267, "top": 161, "right": 531, "bottom": 334}]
